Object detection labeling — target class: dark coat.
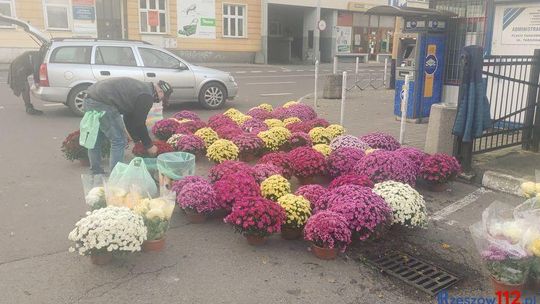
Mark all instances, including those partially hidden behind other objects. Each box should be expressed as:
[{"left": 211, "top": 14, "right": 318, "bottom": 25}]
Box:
[
  {"left": 452, "top": 46, "right": 492, "bottom": 142},
  {"left": 7, "top": 51, "right": 40, "bottom": 96}
]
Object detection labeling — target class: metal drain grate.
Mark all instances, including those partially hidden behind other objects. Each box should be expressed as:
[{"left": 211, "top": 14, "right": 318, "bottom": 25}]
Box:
[{"left": 364, "top": 251, "right": 460, "bottom": 295}]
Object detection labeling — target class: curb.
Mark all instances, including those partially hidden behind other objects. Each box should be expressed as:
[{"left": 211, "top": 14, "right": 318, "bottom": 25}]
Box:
[{"left": 481, "top": 170, "right": 526, "bottom": 197}]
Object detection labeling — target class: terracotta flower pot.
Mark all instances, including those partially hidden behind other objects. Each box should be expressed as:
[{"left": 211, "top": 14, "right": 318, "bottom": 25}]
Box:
[
  {"left": 184, "top": 209, "right": 207, "bottom": 224},
  {"left": 311, "top": 243, "right": 338, "bottom": 260},
  {"left": 427, "top": 182, "right": 448, "bottom": 192},
  {"left": 79, "top": 158, "right": 90, "bottom": 167},
  {"left": 143, "top": 238, "right": 166, "bottom": 252},
  {"left": 245, "top": 234, "right": 267, "bottom": 246},
  {"left": 90, "top": 252, "right": 113, "bottom": 265},
  {"left": 490, "top": 276, "right": 525, "bottom": 293},
  {"left": 281, "top": 226, "right": 303, "bottom": 240},
  {"left": 297, "top": 176, "right": 315, "bottom": 185}
]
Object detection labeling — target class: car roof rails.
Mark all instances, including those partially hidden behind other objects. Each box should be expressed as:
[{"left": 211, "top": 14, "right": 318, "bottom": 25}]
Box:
[{"left": 51, "top": 38, "right": 151, "bottom": 44}]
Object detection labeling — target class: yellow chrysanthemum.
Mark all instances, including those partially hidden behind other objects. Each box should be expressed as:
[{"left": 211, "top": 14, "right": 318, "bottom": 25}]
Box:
[
  {"left": 206, "top": 139, "right": 239, "bottom": 163},
  {"left": 530, "top": 239, "right": 540, "bottom": 256},
  {"left": 223, "top": 108, "right": 243, "bottom": 118},
  {"left": 264, "top": 119, "right": 285, "bottom": 128},
  {"left": 283, "top": 100, "right": 299, "bottom": 108},
  {"left": 283, "top": 117, "right": 302, "bottom": 126},
  {"left": 313, "top": 144, "right": 332, "bottom": 157},
  {"left": 326, "top": 124, "right": 345, "bottom": 139},
  {"left": 257, "top": 127, "right": 291, "bottom": 151},
  {"left": 230, "top": 114, "right": 252, "bottom": 125},
  {"left": 309, "top": 127, "right": 331, "bottom": 144},
  {"left": 365, "top": 148, "right": 378, "bottom": 155},
  {"left": 256, "top": 103, "right": 273, "bottom": 112},
  {"left": 194, "top": 127, "right": 219, "bottom": 147},
  {"left": 260, "top": 175, "right": 291, "bottom": 201},
  {"left": 277, "top": 194, "right": 312, "bottom": 228}
]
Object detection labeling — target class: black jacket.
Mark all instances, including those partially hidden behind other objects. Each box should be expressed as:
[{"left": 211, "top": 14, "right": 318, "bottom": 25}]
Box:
[
  {"left": 8, "top": 51, "right": 40, "bottom": 96},
  {"left": 87, "top": 77, "right": 156, "bottom": 148}
]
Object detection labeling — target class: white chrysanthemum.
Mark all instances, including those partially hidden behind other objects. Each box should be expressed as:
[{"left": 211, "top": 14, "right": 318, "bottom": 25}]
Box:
[{"left": 373, "top": 181, "right": 428, "bottom": 228}]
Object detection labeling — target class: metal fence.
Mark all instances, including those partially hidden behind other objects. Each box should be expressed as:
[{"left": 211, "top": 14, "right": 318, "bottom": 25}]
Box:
[{"left": 454, "top": 49, "right": 540, "bottom": 172}]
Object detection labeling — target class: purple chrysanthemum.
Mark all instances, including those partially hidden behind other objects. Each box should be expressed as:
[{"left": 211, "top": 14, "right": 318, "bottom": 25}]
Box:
[
  {"left": 327, "top": 147, "right": 365, "bottom": 177},
  {"left": 209, "top": 160, "right": 255, "bottom": 182},
  {"left": 174, "top": 110, "right": 201, "bottom": 121},
  {"left": 360, "top": 132, "right": 400, "bottom": 151},
  {"left": 354, "top": 150, "right": 417, "bottom": 185},
  {"left": 252, "top": 163, "right": 284, "bottom": 183}
]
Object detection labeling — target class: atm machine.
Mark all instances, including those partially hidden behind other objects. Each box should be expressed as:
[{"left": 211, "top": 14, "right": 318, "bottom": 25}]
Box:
[
  {"left": 394, "top": 19, "right": 447, "bottom": 122},
  {"left": 366, "top": 6, "right": 453, "bottom": 122}
]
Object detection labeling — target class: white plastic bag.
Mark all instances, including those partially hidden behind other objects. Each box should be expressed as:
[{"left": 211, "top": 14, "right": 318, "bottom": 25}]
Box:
[{"left": 81, "top": 174, "right": 107, "bottom": 210}]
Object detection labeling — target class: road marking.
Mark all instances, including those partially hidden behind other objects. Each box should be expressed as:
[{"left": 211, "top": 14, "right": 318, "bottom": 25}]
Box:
[
  {"left": 247, "top": 81, "right": 296, "bottom": 85},
  {"left": 236, "top": 71, "right": 247, "bottom": 74},
  {"left": 251, "top": 71, "right": 262, "bottom": 73},
  {"left": 259, "top": 93, "right": 293, "bottom": 96},
  {"left": 431, "top": 188, "right": 491, "bottom": 221},
  {"left": 235, "top": 73, "right": 334, "bottom": 79},
  {"left": 296, "top": 69, "right": 305, "bottom": 72},
  {"left": 268, "top": 70, "right": 277, "bottom": 73},
  {"left": 43, "top": 103, "right": 64, "bottom": 107}
]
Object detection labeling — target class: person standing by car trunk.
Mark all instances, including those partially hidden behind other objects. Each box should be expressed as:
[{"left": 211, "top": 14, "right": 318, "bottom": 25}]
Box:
[
  {"left": 8, "top": 51, "right": 43, "bottom": 115},
  {"left": 82, "top": 77, "right": 173, "bottom": 175}
]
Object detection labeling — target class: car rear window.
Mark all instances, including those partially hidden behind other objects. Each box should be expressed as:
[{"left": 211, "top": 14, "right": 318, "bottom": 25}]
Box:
[
  {"left": 50, "top": 46, "right": 92, "bottom": 64},
  {"left": 95, "top": 46, "right": 138, "bottom": 67}
]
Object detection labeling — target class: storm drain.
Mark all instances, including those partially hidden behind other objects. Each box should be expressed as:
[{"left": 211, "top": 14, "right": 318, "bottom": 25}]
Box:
[{"left": 364, "top": 251, "right": 460, "bottom": 295}]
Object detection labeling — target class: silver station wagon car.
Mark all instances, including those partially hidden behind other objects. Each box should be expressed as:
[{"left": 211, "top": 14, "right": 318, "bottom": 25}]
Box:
[{"left": 1, "top": 15, "right": 238, "bottom": 116}]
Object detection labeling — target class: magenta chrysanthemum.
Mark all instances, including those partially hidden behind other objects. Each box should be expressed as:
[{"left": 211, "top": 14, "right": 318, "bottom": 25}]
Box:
[
  {"left": 175, "top": 134, "right": 206, "bottom": 154},
  {"left": 247, "top": 108, "right": 274, "bottom": 120},
  {"left": 304, "top": 118, "right": 330, "bottom": 129},
  {"left": 328, "top": 185, "right": 391, "bottom": 240},
  {"left": 224, "top": 196, "right": 286, "bottom": 236},
  {"left": 289, "top": 132, "right": 312, "bottom": 149},
  {"left": 242, "top": 118, "right": 269, "bottom": 134},
  {"left": 233, "top": 133, "right": 264, "bottom": 155},
  {"left": 304, "top": 211, "right": 352, "bottom": 251},
  {"left": 288, "top": 147, "right": 327, "bottom": 178},
  {"left": 252, "top": 163, "right": 283, "bottom": 183},
  {"left": 208, "top": 114, "right": 236, "bottom": 130},
  {"left": 354, "top": 150, "right": 417, "bottom": 185},
  {"left": 177, "top": 120, "right": 207, "bottom": 134},
  {"left": 396, "top": 147, "right": 427, "bottom": 175},
  {"left": 420, "top": 153, "right": 461, "bottom": 184},
  {"left": 286, "top": 121, "right": 312, "bottom": 133},
  {"left": 171, "top": 176, "right": 209, "bottom": 194},
  {"left": 328, "top": 174, "right": 374, "bottom": 189},
  {"left": 152, "top": 119, "right": 180, "bottom": 141},
  {"left": 327, "top": 147, "right": 365, "bottom": 177},
  {"left": 330, "top": 135, "right": 370, "bottom": 151},
  {"left": 208, "top": 160, "right": 254, "bottom": 182},
  {"left": 213, "top": 172, "right": 261, "bottom": 211},
  {"left": 258, "top": 152, "right": 293, "bottom": 179},
  {"left": 214, "top": 124, "right": 243, "bottom": 140},
  {"left": 177, "top": 180, "right": 219, "bottom": 214},
  {"left": 360, "top": 132, "right": 400, "bottom": 151},
  {"left": 295, "top": 184, "right": 328, "bottom": 211}
]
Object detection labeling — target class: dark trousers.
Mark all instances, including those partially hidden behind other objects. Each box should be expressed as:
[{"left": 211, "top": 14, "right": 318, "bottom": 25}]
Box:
[{"left": 21, "top": 81, "right": 33, "bottom": 109}]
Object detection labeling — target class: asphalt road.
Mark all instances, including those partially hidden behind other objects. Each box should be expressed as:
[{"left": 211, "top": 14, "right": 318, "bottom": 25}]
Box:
[{"left": 0, "top": 64, "right": 535, "bottom": 304}]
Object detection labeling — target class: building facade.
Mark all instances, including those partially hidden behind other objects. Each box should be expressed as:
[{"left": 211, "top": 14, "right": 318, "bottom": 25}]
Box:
[{"left": 0, "top": 0, "right": 429, "bottom": 64}]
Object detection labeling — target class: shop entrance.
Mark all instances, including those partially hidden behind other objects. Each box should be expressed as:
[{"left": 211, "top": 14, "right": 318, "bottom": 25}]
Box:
[{"left": 96, "top": 0, "right": 125, "bottom": 39}]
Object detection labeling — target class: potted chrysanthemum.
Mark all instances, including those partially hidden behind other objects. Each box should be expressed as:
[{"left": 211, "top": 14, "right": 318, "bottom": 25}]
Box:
[
  {"left": 177, "top": 179, "right": 218, "bottom": 223},
  {"left": 304, "top": 211, "right": 352, "bottom": 260},
  {"left": 419, "top": 153, "right": 461, "bottom": 192},
  {"left": 354, "top": 150, "right": 417, "bottom": 186},
  {"left": 373, "top": 181, "right": 428, "bottom": 229},
  {"left": 133, "top": 195, "right": 176, "bottom": 252},
  {"left": 360, "top": 132, "right": 400, "bottom": 151},
  {"left": 257, "top": 127, "right": 292, "bottom": 151},
  {"left": 288, "top": 147, "right": 327, "bottom": 184},
  {"left": 152, "top": 118, "right": 180, "bottom": 141},
  {"left": 194, "top": 127, "right": 219, "bottom": 147},
  {"left": 214, "top": 172, "right": 261, "bottom": 212},
  {"left": 233, "top": 133, "right": 265, "bottom": 162},
  {"left": 277, "top": 194, "right": 312, "bottom": 240},
  {"left": 206, "top": 139, "right": 240, "bottom": 163},
  {"left": 68, "top": 207, "right": 147, "bottom": 265},
  {"left": 260, "top": 174, "right": 291, "bottom": 201},
  {"left": 224, "top": 196, "right": 286, "bottom": 246}
]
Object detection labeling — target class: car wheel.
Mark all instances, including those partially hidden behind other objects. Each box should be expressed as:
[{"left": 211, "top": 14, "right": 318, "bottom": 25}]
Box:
[
  {"left": 67, "top": 85, "right": 89, "bottom": 117},
  {"left": 199, "top": 82, "right": 227, "bottom": 109}
]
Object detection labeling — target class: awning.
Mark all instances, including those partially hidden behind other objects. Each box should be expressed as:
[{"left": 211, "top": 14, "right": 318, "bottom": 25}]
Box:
[{"left": 365, "top": 5, "right": 457, "bottom": 18}]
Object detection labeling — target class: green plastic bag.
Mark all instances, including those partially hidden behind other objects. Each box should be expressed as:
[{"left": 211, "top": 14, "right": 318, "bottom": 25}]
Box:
[
  {"left": 108, "top": 157, "right": 158, "bottom": 198},
  {"left": 157, "top": 152, "right": 195, "bottom": 180},
  {"left": 79, "top": 110, "right": 105, "bottom": 149},
  {"left": 143, "top": 157, "right": 159, "bottom": 182}
]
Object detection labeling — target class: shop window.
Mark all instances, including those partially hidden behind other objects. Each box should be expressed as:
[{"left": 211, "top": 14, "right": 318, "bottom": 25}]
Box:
[
  {"left": 140, "top": 0, "right": 167, "bottom": 34},
  {"left": 0, "top": 0, "right": 15, "bottom": 28},
  {"left": 223, "top": 4, "right": 246, "bottom": 38},
  {"left": 43, "top": 0, "right": 70, "bottom": 30},
  {"left": 269, "top": 20, "right": 282, "bottom": 37},
  {"left": 433, "top": 0, "right": 488, "bottom": 84}
]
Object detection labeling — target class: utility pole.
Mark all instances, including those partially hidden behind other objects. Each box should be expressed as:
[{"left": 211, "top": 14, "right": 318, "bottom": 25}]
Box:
[{"left": 314, "top": 0, "right": 321, "bottom": 63}]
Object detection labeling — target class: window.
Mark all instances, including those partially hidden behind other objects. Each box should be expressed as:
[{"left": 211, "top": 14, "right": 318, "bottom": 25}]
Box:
[
  {"left": 139, "top": 0, "right": 167, "bottom": 34},
  {"left": 50, "top": 46, "right": 92, "bottom": 64},
  {"left": 0, "top": 0, "right": 15, "bottom": 28},
  {"left": 139, "top": 48, "right": 185, "bottom": 69},
  {"left": 269, "top": 20, "right": 282, "bottom": 37},
  {"left": 223, "top": 4, "right": 246, "bottom": 38},
  {"left": 43, "top": 0, "right": 70, "bottom": 30},
  {"left": 95, "top": 46, "right": 138, "bottom": 67}
]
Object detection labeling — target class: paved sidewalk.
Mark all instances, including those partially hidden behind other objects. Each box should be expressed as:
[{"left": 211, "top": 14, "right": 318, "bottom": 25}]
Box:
[{"left": 302, "top": 89, "right": 428, "bottom": 149}]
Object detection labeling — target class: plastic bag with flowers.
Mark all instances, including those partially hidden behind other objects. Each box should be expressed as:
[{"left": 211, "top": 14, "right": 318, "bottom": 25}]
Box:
[
  {"left": 514, "top": 195, "right": 540, "bottom": 288},
  {"left": 133, "top": 190, "right": 176, "bottom": 241},
  {"left": 470, "top": 201, "right": 532, "bottom": 287},
  {"left": 68, "top": 207, "right": 147, "bottom": 257},
  {"left": 81, "top": 174, "right": 107, "bottom": 210},
  {"left": 106, "top": 158, "right": 158, "bottom": 207},
  {"left": 520, "top": 170, "right": 540, "bottom": 199}
]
